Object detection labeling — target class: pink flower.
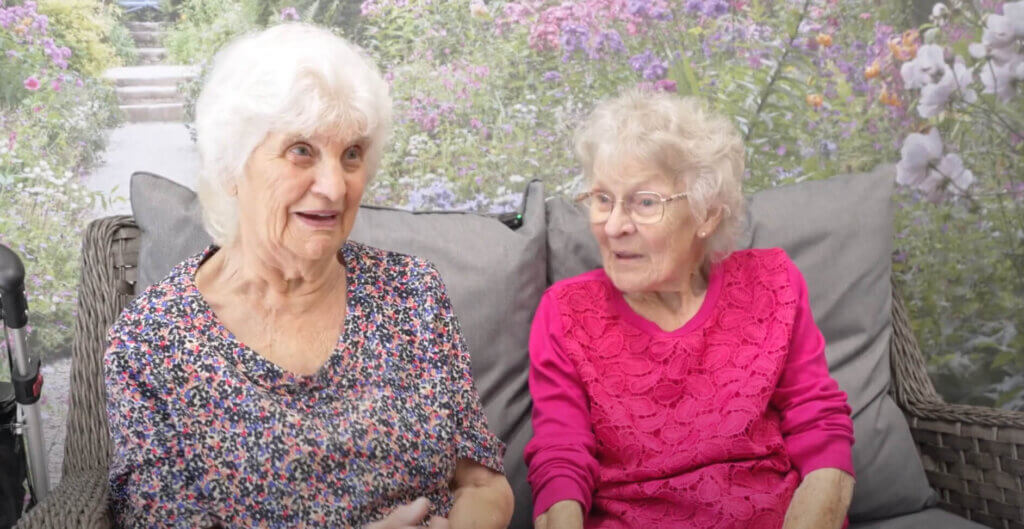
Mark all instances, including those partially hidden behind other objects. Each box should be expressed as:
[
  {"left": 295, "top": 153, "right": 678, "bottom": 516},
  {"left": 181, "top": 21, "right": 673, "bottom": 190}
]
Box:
[
  {"left": 50, "top": 79, "right": 60, "bottom": 91},
  {"left": 654, "top": 79, "right": 678, "bottom": 92},
  {"left": 32, "top": 105, "right": 42, "bottom": 113},
  {"left": 279, "top": 7, "right": 299, "bottom": 20},
  {"left": 859, "top": 12, "right": 871, "bottom": 19},
  {"left": 23, "top": 76, "right": 40, "bottom": 90}
]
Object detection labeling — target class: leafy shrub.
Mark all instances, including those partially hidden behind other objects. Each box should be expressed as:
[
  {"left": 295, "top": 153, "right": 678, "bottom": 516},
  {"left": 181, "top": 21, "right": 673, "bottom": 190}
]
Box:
[
  {"left": 36, "top": 0, "right": 127, "bottom": 76},
  {"left": 164, "top": 0, "right": 260, "bottom": 63}
]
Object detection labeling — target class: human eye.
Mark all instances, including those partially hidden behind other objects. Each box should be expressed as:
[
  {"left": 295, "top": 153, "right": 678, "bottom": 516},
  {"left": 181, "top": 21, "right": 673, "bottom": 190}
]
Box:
[
  {"left": 631, "top": 193, "right": 661, "bottom": 215},
  {"left": 343, "top": 145, "right": 363, "bottom": 161},
  {"left": 594, "top": 192, "right": 614, "bottom": 208},
  {"left": 287, "top": 143, "right": 313, "bottom": 159}
]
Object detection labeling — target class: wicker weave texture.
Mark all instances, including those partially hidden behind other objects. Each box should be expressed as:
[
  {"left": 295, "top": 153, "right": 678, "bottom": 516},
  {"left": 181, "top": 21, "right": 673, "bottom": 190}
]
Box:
[
  {"left": 14, "top": 467, "right": 110, "bottom": 529},
  {"left": 891, "top": 286, "right": 1024, "bottom": 529},
  {"left": 15, "top": 217, "right": 136, "bottom": 529}
]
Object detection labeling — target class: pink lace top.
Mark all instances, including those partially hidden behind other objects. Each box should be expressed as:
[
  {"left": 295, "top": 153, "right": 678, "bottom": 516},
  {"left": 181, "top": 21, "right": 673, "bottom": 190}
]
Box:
[{"left": 524, "top": 248, "right": 855, "bottom": 529}]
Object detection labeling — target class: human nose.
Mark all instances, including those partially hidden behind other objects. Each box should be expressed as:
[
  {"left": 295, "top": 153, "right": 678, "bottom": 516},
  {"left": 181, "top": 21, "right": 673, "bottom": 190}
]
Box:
[
  {"left": 310, "top": 159, "right": 346, "bottom": 201},
  {"left": 603, "top": 200, "right": 636, "bottom": 237}
]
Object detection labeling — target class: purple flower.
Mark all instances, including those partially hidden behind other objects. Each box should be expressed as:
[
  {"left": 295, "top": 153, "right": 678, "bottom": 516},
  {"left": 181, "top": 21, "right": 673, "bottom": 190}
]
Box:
[
  {"left": 643, "top": 57, "right": 668, "bottom": 80},
  {"left": 685, "top": 0, "right": 729, "bottom": 17},
  {"left": 542, "top": 70, "right": 562, "bottom": 82},
  {"left": 595, "top": 30, "right": 625, "bottom": 55},
  {"left": 630, "top": 50, "right": 654, "bottom": 72},
  {"left": 559, "top": 23, "right": 589, "bottom": 60}
]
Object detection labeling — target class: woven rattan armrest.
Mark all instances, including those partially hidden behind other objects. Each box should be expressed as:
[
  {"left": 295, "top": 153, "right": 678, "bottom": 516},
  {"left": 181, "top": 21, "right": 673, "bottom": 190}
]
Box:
[
  {"left": 891, "top": 286, "right": 1024, "bottom": 529},
  {"left": 16, "top": 217, "right": 140, "bottom": 528},
  {"left": 14, "top": 466, "right": 110, "bottom": 529}
]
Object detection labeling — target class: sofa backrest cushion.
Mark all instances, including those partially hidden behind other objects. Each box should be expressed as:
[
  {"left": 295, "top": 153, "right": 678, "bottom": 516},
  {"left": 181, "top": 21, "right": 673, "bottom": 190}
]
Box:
[
  {"left": 545, "top": 165, "right": 936, "bottom": 521},
  {"left": 131, "top": 172, "right": 544, "bottom": 528}
]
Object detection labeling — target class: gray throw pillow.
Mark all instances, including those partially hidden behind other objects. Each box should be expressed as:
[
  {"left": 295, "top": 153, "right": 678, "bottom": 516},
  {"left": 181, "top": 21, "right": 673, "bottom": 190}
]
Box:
[
  {"left": 130, "top": 173, "right": 543, "bottom": 528},
  {"left": 131, "top": 172, "right": 213, "bottom": 291},
  {"left": 545, "top": 164, "right": 936, "bottom": 521}
]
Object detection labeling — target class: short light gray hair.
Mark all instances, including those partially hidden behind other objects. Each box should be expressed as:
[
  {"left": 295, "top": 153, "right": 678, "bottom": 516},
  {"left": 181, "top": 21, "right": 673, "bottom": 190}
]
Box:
[
  {"left": 574, "top": 89, "right": 746, "bottom": 266},
  {"left": 194, "top": 23, "right": 393, "bottom": 246}
]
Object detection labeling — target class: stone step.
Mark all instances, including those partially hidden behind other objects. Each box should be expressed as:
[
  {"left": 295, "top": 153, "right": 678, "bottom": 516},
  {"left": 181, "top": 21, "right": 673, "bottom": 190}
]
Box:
[
  {"left": 131, "top": 30, "right": 162, "bottom": 47},
  {"left": 136, "top": 47, "right": 167, "bottom": 65},
  {"left": 116, "top": 85, "right": 182, "bottom": 105},
  {"left": 120, "top": 102, "right": 185, "bottom": 122},
  {"left": 125, "top": 21, "right": 163, "bottom": 32},
  {"left": 103, "top": 65, "right": 199, "bottom": 88}
]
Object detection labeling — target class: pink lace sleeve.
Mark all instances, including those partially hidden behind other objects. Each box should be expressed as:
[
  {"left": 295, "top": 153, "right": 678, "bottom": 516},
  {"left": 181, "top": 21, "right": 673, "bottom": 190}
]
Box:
[
  {"left": 523, "top": 292, "right": 598, "bottom": 520},
  {"left": 771, "top": 257, "right": 856, "bottom": 479}
]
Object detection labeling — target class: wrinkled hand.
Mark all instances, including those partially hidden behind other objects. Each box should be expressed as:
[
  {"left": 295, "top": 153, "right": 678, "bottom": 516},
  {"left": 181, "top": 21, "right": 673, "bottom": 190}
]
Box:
[{"left": 365, "top": 497, "right": 450, "bottom": 529}]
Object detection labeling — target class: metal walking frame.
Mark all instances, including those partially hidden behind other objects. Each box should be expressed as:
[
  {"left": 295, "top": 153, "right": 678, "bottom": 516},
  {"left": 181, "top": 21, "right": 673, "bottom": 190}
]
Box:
[{"left": 0, "top": 243, "right": 51, "bottom": 519}]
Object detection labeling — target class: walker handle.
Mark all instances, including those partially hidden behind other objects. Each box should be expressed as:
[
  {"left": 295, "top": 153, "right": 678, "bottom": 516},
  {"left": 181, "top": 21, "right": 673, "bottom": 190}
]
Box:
[{"left": 0, "top": 244, "right": 28, "bottom": 329}]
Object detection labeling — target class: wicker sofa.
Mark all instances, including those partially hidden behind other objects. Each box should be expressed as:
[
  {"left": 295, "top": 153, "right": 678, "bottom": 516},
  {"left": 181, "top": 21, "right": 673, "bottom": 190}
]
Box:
[{"left": 14, "top": 185, "right": 1024, "bottom": 528}]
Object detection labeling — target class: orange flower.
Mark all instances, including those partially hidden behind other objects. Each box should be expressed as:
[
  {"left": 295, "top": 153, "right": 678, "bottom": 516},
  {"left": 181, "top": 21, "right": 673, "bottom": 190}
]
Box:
[
  {"left": 816, "top": 33, "right": 833, "bottom": 47},
  {"left": 879, "top": 89, "right": 901, "bottom": 107},
  {"left": 864, "top": 60, "right": 881, "bottom": 79},
  {"left": 806, "top": 93, "right": 824, "bottom": 108},
  {"left": 888, "top": 29, "right": 920, "bottom": 61}
]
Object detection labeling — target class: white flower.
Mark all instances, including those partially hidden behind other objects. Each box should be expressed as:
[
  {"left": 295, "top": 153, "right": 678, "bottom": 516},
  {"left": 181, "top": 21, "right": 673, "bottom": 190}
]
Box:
[
  {"left": 1002, "top": 1, "right": 1024, "bottom": 39},
  {"left": 979, "top": 58, "right": 1024, "bottom": 102},
  {"left": 971, "top": 15, "right": 1019, "bottom": 65},
  {"left": 902, "top": 46, "right": 976, "bottom": 116},
  {"left": 918, "top": 57, "right": 976, "bottom": 117},
  {"left": 930, "top": 3, "right": 950, "bottom": 24},
  {"left": 896, "top": 128, "right": 975, "bottom": 199},
  {"left": 935, "top": 153, "right": 974, "bottom": 194},
  {"left": 900, "top": 44, "right": 946, "bottom": 89},
  {"left": 897, "top": 128, "right": 943, "bottom": 187}
]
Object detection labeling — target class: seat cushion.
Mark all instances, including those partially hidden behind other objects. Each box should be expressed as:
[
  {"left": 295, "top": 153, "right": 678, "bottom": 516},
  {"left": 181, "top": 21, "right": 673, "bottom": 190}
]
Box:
[
  {"left": 849, "top": 507, "right": 989, "bottom": 529},
  {"left": 546, "top": 165, "right": 936, "bottom": 522},
  {"left": 131, "top": 172, "right": 545, "bottom": 528}
]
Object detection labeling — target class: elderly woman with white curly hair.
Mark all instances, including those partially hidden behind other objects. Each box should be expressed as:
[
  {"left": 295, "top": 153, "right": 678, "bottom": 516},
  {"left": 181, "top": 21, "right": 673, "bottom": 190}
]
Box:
[
  {"left": 103, "top": 23, "right": 512, "bottom": 529},
  {"left": 524, "top": 90, "right": 856, "bottom": 529}
]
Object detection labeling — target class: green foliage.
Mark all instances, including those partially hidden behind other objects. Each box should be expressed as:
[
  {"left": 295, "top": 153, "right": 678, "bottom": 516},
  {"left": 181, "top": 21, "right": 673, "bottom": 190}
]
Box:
[
  {"left": 1, "top": 0, "right": 122, "bottom": 359},
  {"left": 106, "top": 15, "right": 139, "bottom": 66},
  {"left": 164, "top": 0, "right": 261, "bottom": 63},
  {"left": 37, "top": 0, "right": 127, "bottom": 76}
]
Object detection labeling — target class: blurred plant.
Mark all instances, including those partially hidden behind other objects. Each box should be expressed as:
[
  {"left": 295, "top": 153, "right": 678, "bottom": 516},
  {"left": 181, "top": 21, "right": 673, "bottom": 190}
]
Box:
[
  {"left": 1, "top": 0, "right": 121, "bottom": 358},
  {"left": 164, "top": 0, "right": 261, "bottom": 63},
  {"left": 879, "top": 1, "right": 1024, "bottom": 408},
  {"left": 36, "top": 0, "right": 129, "bottom": 76}
]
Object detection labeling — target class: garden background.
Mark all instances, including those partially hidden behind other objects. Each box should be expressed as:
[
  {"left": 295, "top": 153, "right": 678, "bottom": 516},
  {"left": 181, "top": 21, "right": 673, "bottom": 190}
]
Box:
[{"left": 1, "top": 0, "right": 1023, "bottom": 484}]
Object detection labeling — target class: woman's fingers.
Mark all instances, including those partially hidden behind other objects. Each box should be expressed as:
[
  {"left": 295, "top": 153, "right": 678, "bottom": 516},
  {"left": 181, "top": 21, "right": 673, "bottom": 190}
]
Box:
[{"left": 365, "top": 497, "right": 430, "bottom": 529}]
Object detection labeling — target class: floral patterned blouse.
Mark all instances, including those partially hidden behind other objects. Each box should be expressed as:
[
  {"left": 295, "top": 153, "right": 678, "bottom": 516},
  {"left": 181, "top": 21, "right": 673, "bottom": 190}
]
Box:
[{"left": 104, "top": 242, "right": 505, "bottom": 528}]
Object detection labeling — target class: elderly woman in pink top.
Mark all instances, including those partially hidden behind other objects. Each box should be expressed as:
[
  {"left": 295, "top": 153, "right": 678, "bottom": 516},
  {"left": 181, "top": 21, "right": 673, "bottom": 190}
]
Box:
[{"left": 524, "top": 90, "right": 856, "bottom": 529}]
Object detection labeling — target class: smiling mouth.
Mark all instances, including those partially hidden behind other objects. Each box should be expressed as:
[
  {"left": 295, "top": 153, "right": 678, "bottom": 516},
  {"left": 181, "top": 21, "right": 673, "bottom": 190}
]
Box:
[
  {"left": 613, "top": 251, "right": 642, "bottom": 259},
  {"left": 295, "top": 211, "right": 340, "bottom": 226}
]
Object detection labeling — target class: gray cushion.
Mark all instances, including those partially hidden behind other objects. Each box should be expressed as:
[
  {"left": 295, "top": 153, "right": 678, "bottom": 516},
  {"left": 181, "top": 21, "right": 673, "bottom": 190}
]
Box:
[
  {"left": 130, "top": 173, "right": 545, "bottom": 528},
  {"left": 849, "top": 508, "right": 989, "bottom": 529},
  {"left": 545, "top": 165, "right": 937, "bottom": 521},
  {"left": 131, "top": 172, "right": 213, "bottom": 291}
]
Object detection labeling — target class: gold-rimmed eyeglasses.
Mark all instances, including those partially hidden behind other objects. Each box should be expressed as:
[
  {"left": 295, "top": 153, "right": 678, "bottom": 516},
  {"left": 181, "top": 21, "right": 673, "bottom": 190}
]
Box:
[{"left": 575, "top": 190, "right": 688, "bottom": 225}]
